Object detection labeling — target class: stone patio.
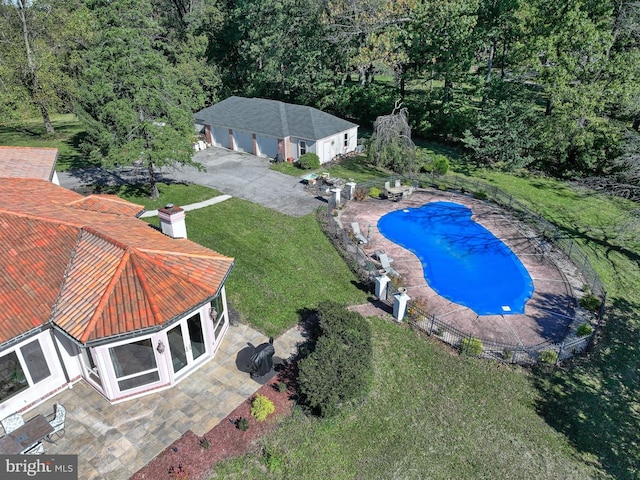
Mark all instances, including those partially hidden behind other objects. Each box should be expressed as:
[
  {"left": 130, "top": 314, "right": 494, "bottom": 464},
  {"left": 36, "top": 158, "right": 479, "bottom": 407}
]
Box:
[{"left": 27, "top": 323, "right": 305, "bottom": 480}]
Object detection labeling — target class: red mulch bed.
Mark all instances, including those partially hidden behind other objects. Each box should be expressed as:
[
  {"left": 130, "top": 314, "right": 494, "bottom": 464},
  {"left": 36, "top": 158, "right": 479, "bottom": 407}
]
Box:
[{"left": 130, "top": 368, "right": 297, "bottom": 480}]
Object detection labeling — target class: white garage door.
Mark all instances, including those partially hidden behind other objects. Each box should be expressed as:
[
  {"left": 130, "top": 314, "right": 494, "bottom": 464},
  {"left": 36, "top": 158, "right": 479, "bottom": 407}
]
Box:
[
  {"left": 234, "top": 130, "right": 254, "bottom": 153},
  {"left": 212, "top": 127, "right": 230, "bottom": 149},
  {"left": 257, "top": 136, "right": 278, "bottom": 158}
]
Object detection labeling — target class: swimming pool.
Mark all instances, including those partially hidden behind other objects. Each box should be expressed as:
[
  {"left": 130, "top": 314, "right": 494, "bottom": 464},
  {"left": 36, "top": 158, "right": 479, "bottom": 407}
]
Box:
[{"left": 378, "top": 201, "right": 534, "bottom": 315}]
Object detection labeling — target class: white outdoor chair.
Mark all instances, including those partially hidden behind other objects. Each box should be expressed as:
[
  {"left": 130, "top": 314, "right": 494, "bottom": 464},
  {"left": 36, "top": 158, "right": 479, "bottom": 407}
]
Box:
[
  {"left": 24, "top": 442, "right": 45, "bottom": 455},
  {"left": 46, "top": 403, "right": 66, "bottom": 441},
  {"left": 378, "top": 252, "right": 399, "bottom": 277},
  {"left": 351, "top": 222, "right": 368, "bottom": 244},
  {"left": 1, "top": 413, "right": 24, "bottom": 434}
]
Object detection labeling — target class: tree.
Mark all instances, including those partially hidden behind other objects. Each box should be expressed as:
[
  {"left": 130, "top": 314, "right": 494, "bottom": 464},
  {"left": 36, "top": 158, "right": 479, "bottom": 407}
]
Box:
[
  {"left": 75, "top": 0, "right": 201, "bottom": 198},
  {"left": 367, "top": 101, "right": 418, "bottom": 173},
  {"left": 0, "top": 0, "right": 88, "bottom": 132}
]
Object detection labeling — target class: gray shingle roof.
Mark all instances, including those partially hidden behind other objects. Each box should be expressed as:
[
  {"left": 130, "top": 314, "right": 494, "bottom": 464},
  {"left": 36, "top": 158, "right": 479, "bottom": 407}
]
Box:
[{"left": 194, "top": 96, "right": 358, "bottom": 141}]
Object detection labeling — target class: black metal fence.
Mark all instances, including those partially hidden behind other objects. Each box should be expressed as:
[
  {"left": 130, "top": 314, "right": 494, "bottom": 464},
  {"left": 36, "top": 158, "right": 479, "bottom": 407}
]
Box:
[{"left": 317, "top": 173, "right": 606, "bottom": 365}]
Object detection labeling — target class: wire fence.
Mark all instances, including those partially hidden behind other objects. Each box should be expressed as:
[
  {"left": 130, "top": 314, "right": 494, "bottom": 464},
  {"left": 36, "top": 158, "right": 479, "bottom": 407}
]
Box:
[{"left": 317, "top": 172, "right": 606, "bottom": 366}]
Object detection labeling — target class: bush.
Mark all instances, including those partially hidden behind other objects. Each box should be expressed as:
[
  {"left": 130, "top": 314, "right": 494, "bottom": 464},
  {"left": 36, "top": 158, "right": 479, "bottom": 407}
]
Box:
[
  {"left": 460, "top": 337, "right": 483, "bottom": 356},
  {"left": 369, "top": 186, "right": 382, "bottom": 198},
  {"left": 297, "top": 302, "right": 373, "bottom": 417},
  {"left": 353, "top": 187, "right": 369, "bottom": 201},
  {"left": 421, "top": 154, "right": 450, "bottom": 175},
  {"left": 576, "top": 322, "right": 594, "bottom": 337},
  {"left": 236, "top": 417, "right": 249, "bottom": 431},
  {"left": 473, "top": 190, "right": 488, "bottom": 200},
  {"left": 539, "top": 350, "right": 558, "bottom": 364},
  {"left": 502, "top": 349, "right": 513, "bottom": 361},
  {"left": 298, "top": 152, "right": 320, "bottom": 170},
  {"left": 579, "top": 294, "right": 601, "bottom": 313},
  {"left": 251, "top": 394, "right": 275, "bottom": 421},
  {"left": 276, "top": 381, "right": 288, "bottom": 393}
]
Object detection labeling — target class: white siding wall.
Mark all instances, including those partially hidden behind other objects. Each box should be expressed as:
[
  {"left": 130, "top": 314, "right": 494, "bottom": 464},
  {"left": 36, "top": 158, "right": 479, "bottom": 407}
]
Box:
[{"left": 317, "top": 127, "right": 359, "bottom": 164}]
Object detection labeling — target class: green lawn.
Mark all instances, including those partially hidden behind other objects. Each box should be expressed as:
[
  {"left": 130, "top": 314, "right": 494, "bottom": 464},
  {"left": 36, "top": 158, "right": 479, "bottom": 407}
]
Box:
[
  {"left": 212, "top": 319, "right": 603, "bottom": 480},
  {"left": 104, "top": 182, "right": 222, "bottom": 211},
  {"left": 185, "top": 199, "right": 369, "bottom": 337},
  {"left": 0, "top": 114, "right": 93, "bottom": 171}
]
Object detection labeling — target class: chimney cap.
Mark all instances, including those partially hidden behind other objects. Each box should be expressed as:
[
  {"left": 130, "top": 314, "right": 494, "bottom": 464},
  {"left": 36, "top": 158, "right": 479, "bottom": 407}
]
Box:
[{"left": 165, "top": 203, "right": 174, "bottom": 208}]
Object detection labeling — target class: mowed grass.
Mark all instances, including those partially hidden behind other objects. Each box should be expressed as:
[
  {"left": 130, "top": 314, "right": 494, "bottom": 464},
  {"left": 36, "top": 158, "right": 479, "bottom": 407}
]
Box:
[
  {"left": 185, "top": 199, "right": 369, "bottom": 337},
  {"left": 0, "top": 114, "right": 92, "bottom": 171},
  {"left": 212, "top": 319, "right": 602, "bottom": 480},
  {"left": 104, "top": 182, "right": 222, "bottom": 211}
]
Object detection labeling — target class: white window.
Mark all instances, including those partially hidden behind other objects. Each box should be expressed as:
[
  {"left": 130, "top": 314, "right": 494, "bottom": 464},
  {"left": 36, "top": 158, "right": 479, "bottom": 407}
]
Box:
[
  {"left": 0, "top": 340, "right": 51, "bottom": 402},
  {"left": 299, "top": 141, "right": 307, "bottom": 156},
  {"left": 343, "top": 133, "right": 349, "bottom": 148},
  {"left": 109, "top": 338, "right": 160, "bottom": 392}
]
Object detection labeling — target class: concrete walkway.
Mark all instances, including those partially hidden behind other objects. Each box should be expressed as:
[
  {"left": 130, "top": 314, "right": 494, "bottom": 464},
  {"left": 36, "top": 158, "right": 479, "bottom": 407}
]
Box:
[
  {"left": 139, "top": 194, "right": 232, "bottom": 217},
  {"left": 29, "top": 323, "right": 305, "bottom": 480}
]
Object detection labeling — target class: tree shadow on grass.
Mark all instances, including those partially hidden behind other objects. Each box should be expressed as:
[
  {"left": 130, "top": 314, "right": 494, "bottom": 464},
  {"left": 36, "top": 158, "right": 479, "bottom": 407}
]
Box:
[{"left": 532, "top": 296, "right": 640, "bottom": 479}]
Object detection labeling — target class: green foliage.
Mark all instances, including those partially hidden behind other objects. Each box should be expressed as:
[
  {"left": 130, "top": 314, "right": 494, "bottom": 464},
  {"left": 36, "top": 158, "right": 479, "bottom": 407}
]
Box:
[
  {"left": 539, "top": 350, "right": 558, "bottom": 365},
  {"left": 262, "top": 446, "right": 285, "bottom": 473},
  {"left": 369, "top": 187, "right": 382, "bottom": 198},
  {"left": 420, "top": 152, "right": 450, "bottom": 174},
  {"left": 460, "top": 337, "right": 483, "bottom": 356},
  {"left": 276, "top": 381, "right": 288, "bottom": 393},
  {"left": 251, "top": 394, "right": 275, "bottom": 422},
  {"left": 576, "top": 323, "right": 594, "bottom": 337},
  {"left": 298, "top": 153, "right": 320, "bottom": 170},
  {"left": 473, "top": 190, "right": 488, "bottom": 200},
  {"left": 579, "top": 294, "right": 602, "bottom": 313},
  {"left": 236, "top": 417, "right": 249, "bottom": 431},
  {"left": 297, "top": 302, "right": 373, "bottom": 417},
  {"left": 199, "top": 437, "right": 210, "bottom": 449}
]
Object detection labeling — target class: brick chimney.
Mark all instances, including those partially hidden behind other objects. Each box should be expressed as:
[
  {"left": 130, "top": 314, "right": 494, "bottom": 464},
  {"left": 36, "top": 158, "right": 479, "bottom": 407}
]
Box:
[{"left": 158, "top": 204, "right": 187, "bottom": 239}]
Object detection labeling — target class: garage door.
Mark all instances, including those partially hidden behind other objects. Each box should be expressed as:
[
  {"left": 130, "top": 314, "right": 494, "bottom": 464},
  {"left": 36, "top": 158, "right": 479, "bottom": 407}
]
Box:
[
  {"left": 234, "top": 130, "right": 253, "bottom": 153},
  {"left": 212, "top": 127, "right": 230, "bottom": 149},
  {"left": 257, "top": 136, "right": 278, "bottom": 158}
]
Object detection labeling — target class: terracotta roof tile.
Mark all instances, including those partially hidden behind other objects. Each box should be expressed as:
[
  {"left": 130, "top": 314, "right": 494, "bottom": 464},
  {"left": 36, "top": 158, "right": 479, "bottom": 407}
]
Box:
[
  {"left": 0, "top": 177, "right": 234, "bottom": 345},
  {"left": 0, "top": 146, "right": 58, "bottom": 181}
]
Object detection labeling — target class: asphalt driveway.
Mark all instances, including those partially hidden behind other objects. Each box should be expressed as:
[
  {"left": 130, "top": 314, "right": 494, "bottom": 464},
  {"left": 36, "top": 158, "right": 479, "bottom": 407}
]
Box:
[{"left": 57, "top": 147, "right": 324, "bottom": 217}]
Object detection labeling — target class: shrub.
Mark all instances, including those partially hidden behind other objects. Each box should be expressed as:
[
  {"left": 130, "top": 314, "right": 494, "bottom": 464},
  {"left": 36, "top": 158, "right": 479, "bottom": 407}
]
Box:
[
  {"left": 576, "top": 322, "right": 594, "bottom": 337},
  {"left": 473, "top": 190, "right": 488, "bottom": 200},
  {"left": 262, "top": 446, "right": 285, "bottom": 473},
  {"left": 369, "top": 186, "right": 382, "bottom": 198},
  {"left": 579, "top": 294, "right": 601, "bottom": 313},
  {"left": 353, "top": 187, "right": 369, "bottom": 201},
  {"left": 298, "top": 153, "right": 320, "bottom": 170},
  {"left": 297, "top": 302, "right": 373, "bottom": 417},
  {"left": 276, "top": 381, "right": 288, "bottom": 393},
  {"left": 438, "top": 183, "right": 448, "bottom": 191},
  {"left": 424, "top": 154, "right": 449, "bottom": 174},
  {"left": 460, "top": 337, "right": 483, "bottom": 356},
  {"left": 251, "top": 394, "right": 275, "bottom": 421},
  {"left": 236, "top": 417, "right": 249, "bottom": 431},
  {"left": 199, "top": 437, "right": 210, "bottom": 449},
  {"left": 539, "top": 350, "right": 558, "bottom": 364},
  {"left": 502, "top": 349, "right": 513, "bottom": 361}
]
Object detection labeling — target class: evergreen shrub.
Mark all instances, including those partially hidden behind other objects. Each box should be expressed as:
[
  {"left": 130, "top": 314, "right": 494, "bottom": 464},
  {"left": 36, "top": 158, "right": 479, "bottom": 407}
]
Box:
[
  {"left": 298, "top": 153, "right": 320, "bottom": 170},
  {"left": 579, "top": 294, "right": 601, "bottom": 312},
  {"left": 251, "top": 394, "right": 275, "bottom": 421},
  {"left": 576, "top": 322, "right": 594, "bottom": 337},
  {"left": 297, "top": 302, "right": 373, "bottom": 417},
  {"left": 460, "top": 337, "right": 483, "bottom": 355}
]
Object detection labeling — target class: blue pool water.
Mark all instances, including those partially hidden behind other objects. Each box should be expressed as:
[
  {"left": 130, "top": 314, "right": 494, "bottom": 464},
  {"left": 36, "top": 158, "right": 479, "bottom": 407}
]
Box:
[{"left": 378, "top": 201, "right": 534, "bottom": 315}]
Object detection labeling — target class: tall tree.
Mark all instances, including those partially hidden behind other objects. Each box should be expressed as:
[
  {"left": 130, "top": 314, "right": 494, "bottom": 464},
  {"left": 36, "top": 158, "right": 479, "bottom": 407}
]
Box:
[
  {"left": 75, "top": 0, "right": 201, "bottom": 198},
  {"left": 0, "top": 0, "right": 86, "bottom": 132}
]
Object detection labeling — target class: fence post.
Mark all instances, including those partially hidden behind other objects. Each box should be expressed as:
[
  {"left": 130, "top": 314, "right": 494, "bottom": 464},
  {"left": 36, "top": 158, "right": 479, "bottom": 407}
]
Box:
[
  {"left": 556, "top": 343, "right": 564, "bottom": 365},
  {"left": 429, "top": 315, "right": 435, "bottom": 335}
]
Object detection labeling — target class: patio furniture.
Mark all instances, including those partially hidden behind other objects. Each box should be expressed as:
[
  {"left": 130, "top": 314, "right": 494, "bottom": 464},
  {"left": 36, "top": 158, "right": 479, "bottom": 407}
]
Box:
[
  {"left": 45, "top": 403, "right": 66, "bottom": 441},
  {"left": 1, "top": 413, "right": 24, "bottom": 434},
  {"left": 23, "top": 441, "right": 45, "bottom": 455},
  {"left": 378, "top": 252, "right": 399, "bottom": 276},
  {"left": 0, "top": 414, "right": 52, "bottom": 454},
  {"left": 351, "top": 222, "right": 368, "bottom": 244}
]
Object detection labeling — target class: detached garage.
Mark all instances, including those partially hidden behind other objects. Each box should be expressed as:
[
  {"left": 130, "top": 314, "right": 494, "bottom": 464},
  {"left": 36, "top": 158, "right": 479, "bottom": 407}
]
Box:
[{"left": 194, "top": 96, "right": 359, "bottom": 164}]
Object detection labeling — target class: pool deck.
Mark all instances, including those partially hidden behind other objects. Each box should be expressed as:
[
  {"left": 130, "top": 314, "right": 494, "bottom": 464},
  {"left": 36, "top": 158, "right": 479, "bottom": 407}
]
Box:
[{"left": 343, "top": 189, "right": 581, "bottom": 348}]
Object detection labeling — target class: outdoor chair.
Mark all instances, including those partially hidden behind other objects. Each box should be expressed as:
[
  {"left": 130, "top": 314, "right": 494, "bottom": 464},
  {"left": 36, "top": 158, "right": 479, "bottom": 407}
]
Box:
[
  {"left": 351, "top": 222, "right": 368, "bottom": 244},
  {"left": 23, "top": 442, "right": 45, "bottom": 455},
  {"left": 46, "top": 403, "right": 66, "bottom": 441},
  {"left": 378, "top": 252, "right": 399, "bottom": 277},
  {"left": 1, "top": 413, "right": 24, "bottom": 434}
]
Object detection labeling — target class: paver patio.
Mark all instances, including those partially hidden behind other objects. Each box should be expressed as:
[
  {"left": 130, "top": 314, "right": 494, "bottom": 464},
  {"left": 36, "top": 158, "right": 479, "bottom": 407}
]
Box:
[{"left": 28, "top": 323, "right": 305, "bottom": 480}]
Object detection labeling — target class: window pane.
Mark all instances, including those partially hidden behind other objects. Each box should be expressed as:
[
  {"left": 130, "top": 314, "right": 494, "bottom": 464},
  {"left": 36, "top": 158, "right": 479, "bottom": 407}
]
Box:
[
  {"left": 0, "top": 352, "right": 28, "bottom": 401},
  {"left": 167, "top": 325, "right": 187, "bottom": 373},
  {"left": 21, "top": 340, "right": 50, "bottom": 384},
  {"left": 187, "top": 314, "right": 205, "bottom": 360},
  {"left": 109, "top": 339, "right": 157, "bottom": 378},
  {"left": 118, "top": 371, "right": 160, "bottom": 391}
]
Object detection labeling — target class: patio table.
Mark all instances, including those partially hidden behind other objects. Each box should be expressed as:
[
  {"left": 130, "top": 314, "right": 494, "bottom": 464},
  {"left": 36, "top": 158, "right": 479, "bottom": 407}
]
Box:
[{"left": 0, "top": 414, "right": 53, "bottom": 454}]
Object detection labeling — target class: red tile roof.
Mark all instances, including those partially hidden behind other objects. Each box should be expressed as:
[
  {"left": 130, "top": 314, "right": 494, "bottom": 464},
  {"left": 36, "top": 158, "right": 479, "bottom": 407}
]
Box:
[
  {"left": 0, "top": 178, "right": 234, "bottom": 345},
  {"left": 0, "top": 146, "right": 58, "bottom": 181}
]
